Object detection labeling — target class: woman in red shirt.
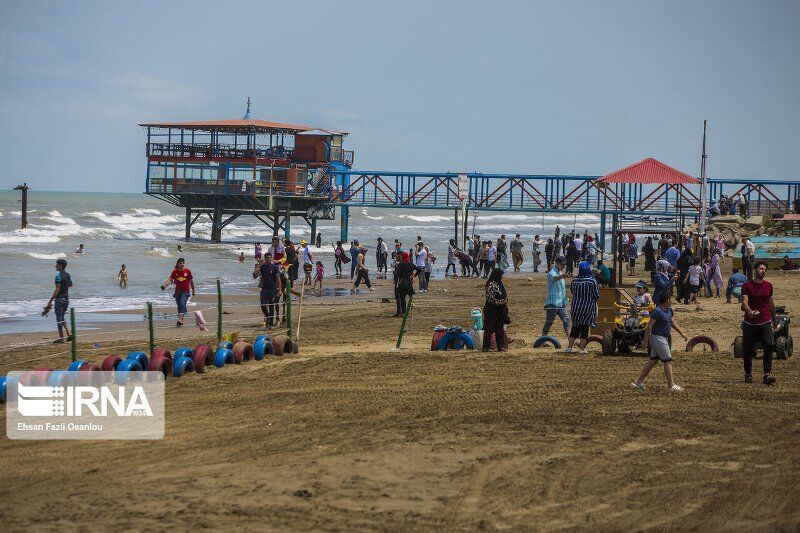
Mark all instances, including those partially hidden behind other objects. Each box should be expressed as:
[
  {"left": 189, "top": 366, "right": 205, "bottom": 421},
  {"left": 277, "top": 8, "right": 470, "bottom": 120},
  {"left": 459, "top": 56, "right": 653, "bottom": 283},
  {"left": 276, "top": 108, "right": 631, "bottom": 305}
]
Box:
[{"left": 161, "top": 258, "right": 195, "bottom": 326}]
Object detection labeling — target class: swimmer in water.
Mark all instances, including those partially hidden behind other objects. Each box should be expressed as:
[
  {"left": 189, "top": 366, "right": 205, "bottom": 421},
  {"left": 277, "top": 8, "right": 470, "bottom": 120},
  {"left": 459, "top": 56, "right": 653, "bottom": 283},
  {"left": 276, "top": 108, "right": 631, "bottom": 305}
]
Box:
[
  {"left": 117, "top": 264, "right": 128, "bottom": 288},
  {"left": 238, "top": 252, "right": 245, "bottom": 262},
  {"left": 75, "top": 244, "right": 85, "bottom": 254}
]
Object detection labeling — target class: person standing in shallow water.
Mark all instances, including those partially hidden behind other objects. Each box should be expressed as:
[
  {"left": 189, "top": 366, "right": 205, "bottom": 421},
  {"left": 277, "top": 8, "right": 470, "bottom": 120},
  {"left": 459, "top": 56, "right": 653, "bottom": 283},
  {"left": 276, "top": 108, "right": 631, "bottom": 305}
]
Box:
[
  {"left": 483, "top": 268, "right": 509, "bottom": 352},
  {"left": 45, "top": 258, "right": 72, "bottom": 343},
  {"left": 161, "top": 257, "right": 195, "bottom": 327}
]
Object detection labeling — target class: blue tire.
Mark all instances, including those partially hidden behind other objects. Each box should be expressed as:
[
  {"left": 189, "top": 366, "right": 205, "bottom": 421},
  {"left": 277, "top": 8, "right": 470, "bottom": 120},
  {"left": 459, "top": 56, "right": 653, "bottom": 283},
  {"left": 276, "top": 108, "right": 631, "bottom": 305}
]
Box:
[
  {"left": 213, "top": 348, "right": 234, "bottom": 368},
  {"left": 126, "top": 351, "right": 149, "bottom": 371},
  {"left": 254, "top": 335, "right": 270, "bottom": 346},
  {"left": 533, "top": 335, "right": 562, "bottom": 349},
  {"left": 438, "top": 332, "right": 476, "bottom": 351},
  {"left": 174, "top": 347, "right": 194, "bottom": 359},
  {"left": 172, "top": 356, "right": 195, "bottom": 377},
  {"left": 218, "top": 341, "right": 234, "bottom": 351},
  {"left": 0, "top": 377, "right": 6, "bottom": 403},
  {"left": 115, "top": 359, "right": 143, "bottom": 384},
  {"left": 47, "top": 370, "right": 73, "bottom": 387},
  {"left": 253, "top": 339, "right": 273, "bottom": 361},
  {"left": 68, "top": 360, "right": 88, "bottom": 371}
]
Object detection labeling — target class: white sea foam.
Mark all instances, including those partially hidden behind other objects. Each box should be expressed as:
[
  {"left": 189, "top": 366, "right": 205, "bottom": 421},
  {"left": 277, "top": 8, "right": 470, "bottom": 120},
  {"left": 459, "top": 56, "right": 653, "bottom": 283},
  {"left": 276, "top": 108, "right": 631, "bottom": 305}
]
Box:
[
  {"left": 25, "top": 252, "right": 68, "bottom": 260},
  {"left": 0, "top": 294, "right": 179, "bottom": 321},
  {"left": 146, "top": 246, "right": 172, "bottom": 257},
  {"left": 361, "top": 209, "right": 383, "bottom": 220},
  {"left": 397, "top": 214, "right": 451, "bottom": 223},
  {"left": 85, "top": 211, "right": 179, "bottom": 230},
  {"left": 133, "top": 208, "right": 161, "bottom": 216},
  {"left": 0, "top": 229, "right": 61, "bottom": 244}
]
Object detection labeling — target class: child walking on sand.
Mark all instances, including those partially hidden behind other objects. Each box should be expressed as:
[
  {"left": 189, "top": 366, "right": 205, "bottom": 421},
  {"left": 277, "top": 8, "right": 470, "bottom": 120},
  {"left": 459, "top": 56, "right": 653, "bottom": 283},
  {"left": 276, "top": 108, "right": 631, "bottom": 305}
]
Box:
[
  {"left": 117, "top": 264, "right": 128, "bottom": 288},
  {"left": 685, "top": 255, "right": 705, "bottom": 306},
  {"left": 631, "top": 293, "right": 688, "bottom": 392},
  {"left": 313, "top": 260, "right": 324, "bottom": 295}
]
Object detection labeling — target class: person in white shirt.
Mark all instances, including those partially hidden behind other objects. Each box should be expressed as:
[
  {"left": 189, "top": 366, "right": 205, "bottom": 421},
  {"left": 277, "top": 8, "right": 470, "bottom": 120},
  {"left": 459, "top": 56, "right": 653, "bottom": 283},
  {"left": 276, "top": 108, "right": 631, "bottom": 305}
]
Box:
[
  {"left": 484, "top": 242, "right": 497, "bottom": 278},
  {"left": 415, "top": 242, "right": 428, "bottom": 291},
  {"left": 572, "top": 236, "right": 584, "bottom": 261},
  {"left": 300, "top": 240, "right": 314, "bottom": 286},
  {"left": 376, "top": 237, "right": 389, "bottom": 278}
]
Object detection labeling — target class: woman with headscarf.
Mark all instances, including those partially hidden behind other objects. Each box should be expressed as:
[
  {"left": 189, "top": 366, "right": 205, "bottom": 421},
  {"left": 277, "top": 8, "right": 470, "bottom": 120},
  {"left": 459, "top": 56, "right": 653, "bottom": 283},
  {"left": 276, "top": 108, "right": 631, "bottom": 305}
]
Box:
[
  {"left": 676, "top": 246, "right": 693, "bottom": 304},
  {"left": 567, "top": 261, "right": 600, "bottom": 353},
  {"left": 482, "top": 268, "right": 509, "bottom": 352},
  {"left": 643, "top": 236, "right": 656, "bottom": 272},
  {"left": 652, "top": 260, "right": 675, "bottom": 306},
  {"left": 709, "top": 251, "right": 723, "bottom": 297}
]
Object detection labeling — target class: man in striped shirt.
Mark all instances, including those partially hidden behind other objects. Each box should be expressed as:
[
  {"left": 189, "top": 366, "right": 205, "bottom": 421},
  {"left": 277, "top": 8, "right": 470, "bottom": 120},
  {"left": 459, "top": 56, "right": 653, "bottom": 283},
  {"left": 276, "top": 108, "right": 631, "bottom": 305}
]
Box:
[{"left": 542, "top": 256, "right": 572, "bottom": 337}]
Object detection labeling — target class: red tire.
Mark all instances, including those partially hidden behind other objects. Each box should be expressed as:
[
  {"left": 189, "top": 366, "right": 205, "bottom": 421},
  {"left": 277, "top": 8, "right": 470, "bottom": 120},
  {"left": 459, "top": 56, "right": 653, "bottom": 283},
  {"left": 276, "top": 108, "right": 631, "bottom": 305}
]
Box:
[
  {"left": 271, "top": 335, "right": 292, "bottom": 357},
  {"left": 101, "top": 355, "right": 123, "bottom": 372},
  {"left": 431, "top": 330, "right": 446, "bottom": 351},
  {"left": 152, "top": 347, "right": 172, "bottom": 361},
  {"left": 585, "top": 334, "right": 603, "bottom": 348},
  {"left": 34, "top": 368, "right": 53, "bottom": 386},
  {"left": 148, "top": 356, "right": 172, "bottom": 378},
  {"left": 193, "top": 344, "right": 213, "bottom": 374},
  {"left": 76, "top": 363, "right": 103, "bottom": 386},
  {"left": 232, "top": 342, "right": 254, "bottom": 363},
  {"left": 79, "top": 364, "right": 100, "bottom": 372},
  {"left": 685, "top": 335, "right": 719, "bottom": 352}
]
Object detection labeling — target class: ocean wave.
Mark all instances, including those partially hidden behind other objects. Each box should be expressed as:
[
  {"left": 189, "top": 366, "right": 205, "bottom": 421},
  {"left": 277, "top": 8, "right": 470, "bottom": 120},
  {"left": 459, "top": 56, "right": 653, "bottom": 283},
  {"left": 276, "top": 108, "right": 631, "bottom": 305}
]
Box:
[
  {"left": 9, "top": 210, "right": 36, "bottom": 216},
  {"left": 84, "top": 211, "right": 179, "bottom": 230},
  {"left": 133, "top": 208, "right": 161, "bottom": 216},
  {"left": 0, "top": 294, "right": 180, "bottom": 321},
  {"left": 0, "top": 229, "right": 61, "bottom": 244},
  {"left": 361, "top": 209, "right": 383, "bottom": 220},
  {"left": 397, "top": 214, "right": 451, "bottom": 223},
  {"left": 26, "top": 252, "right": 68, "bottom": 260},
  {"left": 146, "top": 246, "right": 172, "bottom": 257}
]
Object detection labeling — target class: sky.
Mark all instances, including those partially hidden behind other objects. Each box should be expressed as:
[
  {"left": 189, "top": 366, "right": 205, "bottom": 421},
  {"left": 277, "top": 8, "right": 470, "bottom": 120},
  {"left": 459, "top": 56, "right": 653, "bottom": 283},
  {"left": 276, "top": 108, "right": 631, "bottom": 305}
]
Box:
[{"left": 0, "top": 0, "right": 798, "bottom": 193}]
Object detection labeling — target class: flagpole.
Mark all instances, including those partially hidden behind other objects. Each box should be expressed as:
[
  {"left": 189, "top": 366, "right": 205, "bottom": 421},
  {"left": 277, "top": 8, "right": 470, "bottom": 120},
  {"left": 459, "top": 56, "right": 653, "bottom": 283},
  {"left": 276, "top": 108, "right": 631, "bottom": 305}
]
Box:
[{"left": 699, "top": 120, "right": 708, "bottom": 237}]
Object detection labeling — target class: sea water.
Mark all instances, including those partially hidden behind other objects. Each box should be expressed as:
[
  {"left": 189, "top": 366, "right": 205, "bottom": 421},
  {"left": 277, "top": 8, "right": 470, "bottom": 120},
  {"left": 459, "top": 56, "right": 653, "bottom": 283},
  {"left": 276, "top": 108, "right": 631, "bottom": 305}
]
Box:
[{"left": 0, "top": 190, "right": 601, "bottom": 333}]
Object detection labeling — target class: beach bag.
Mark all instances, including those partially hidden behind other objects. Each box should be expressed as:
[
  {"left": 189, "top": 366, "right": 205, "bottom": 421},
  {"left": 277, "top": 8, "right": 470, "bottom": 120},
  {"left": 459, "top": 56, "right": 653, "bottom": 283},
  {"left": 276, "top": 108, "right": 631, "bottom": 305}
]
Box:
[
  {"left": 342, "top": 255, "right": 351, "bottom": 264},
  {"left": 732, "top": 286, "right": 742, "bottom": 298}
]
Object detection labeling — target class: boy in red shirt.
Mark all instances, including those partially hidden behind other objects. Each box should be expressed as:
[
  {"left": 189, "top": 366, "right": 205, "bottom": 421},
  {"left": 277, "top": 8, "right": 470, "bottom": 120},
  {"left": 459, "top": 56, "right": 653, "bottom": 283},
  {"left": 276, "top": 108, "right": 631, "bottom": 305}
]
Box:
[
  {"left": 161, "top": 258, "right": 195, "bottom": 327},
  {"left": 740, "top": 261, "right": 777, "bottom": 385}
]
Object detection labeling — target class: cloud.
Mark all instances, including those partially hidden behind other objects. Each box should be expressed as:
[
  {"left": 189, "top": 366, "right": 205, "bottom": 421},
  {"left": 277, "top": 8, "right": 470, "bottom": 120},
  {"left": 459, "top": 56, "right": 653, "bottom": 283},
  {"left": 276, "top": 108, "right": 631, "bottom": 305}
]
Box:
[{"left": 107, "top": 73, "right": 210, "bottom": 108}]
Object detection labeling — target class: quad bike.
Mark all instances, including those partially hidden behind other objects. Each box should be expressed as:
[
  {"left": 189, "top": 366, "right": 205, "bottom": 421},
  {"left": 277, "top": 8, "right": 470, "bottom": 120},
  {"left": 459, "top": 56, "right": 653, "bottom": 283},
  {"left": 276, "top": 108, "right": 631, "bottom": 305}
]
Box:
[
  {"left": 601, "top": 302, "right": 653, "bottom": 355},
  {"left": 733, "top": 306, "right": 793, "bottom": 359}
]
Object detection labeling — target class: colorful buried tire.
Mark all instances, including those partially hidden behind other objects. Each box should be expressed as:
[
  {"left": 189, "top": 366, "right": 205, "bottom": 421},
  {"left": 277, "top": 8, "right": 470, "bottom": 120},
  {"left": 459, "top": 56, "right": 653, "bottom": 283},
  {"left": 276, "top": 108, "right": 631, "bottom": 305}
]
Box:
[
  {"left": 174, "top": 347, "right": 194, "bottom": 360},
  {"left": 438, "top": 332, "right": 476, "bottom": 351},
  {"left": 193, "top": 344, "right": 213, "bottom": 373},
  {"left": 533, "top": 335, "right": 562, "bottom": 349},
  {"left": 172, "top": 356, "right": 195, "bottom": 377},
  {"left": 148, "top": 356, "right": 172, "bottom": 378},
  {"left": 47, "top": 370, "right": 73, "bottom": 387},
  {"left": 431, "top": 330, "right": 447, "bottom": 351},
  {"left": 101, "top": 355, "right": 123, "bottom": 372},
  {"left": 126, "top": 352, "right": 149, "bottom": 371},
  {"left": 68, "top": 360, "right": 88, "bottom": 371},
  {"left": 218, "top": 341, "right": 234, "bottom": 351},
  {"left": 115, "top": 359, "right": 142, "bottom": 384},
  {"left": 685, "top": 335, "right": 719, "bottom": 352},
  {"left": 0, "top": 376, "right": 6, "bottom": 403},
  {"left": 270, "top": 335, "right": 292, "bottom": 357},
  {"left": 213, "top": 348, "right": 235, "bottom": 368},
  {"left": 254, "top": 335, "right": 270, "bottom": 346},
  {"left": 232, "top": 342, "right": 254, "bottom": 364},
  {"left": 152, "top": 347, "right": 172, "bottom": 361},
  {"left": 585, "top": 334, "right": 603, "bottom": 348},
  {"left": 253, "top": 339, "right": 273, "bottom": 361}
]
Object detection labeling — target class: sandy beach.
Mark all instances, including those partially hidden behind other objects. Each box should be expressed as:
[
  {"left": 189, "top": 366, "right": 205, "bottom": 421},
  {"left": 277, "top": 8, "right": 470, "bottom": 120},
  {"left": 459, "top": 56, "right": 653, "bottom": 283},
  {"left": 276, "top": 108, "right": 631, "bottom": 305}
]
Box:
[{"left": 1, "top": 261, "right": 799, "bottom": 530}]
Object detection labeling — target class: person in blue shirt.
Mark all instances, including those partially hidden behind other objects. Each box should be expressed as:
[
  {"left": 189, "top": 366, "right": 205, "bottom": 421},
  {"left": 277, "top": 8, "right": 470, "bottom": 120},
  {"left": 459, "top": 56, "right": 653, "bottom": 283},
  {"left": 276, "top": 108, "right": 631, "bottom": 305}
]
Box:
[
  {"left": 663, "top": 245, "right": 680, "bottom": 267},
  {"left": 542, "top": 256, "right": 572, "bottom": 337},
  {"left": 726, "top": 268, "right": 748, "bottom": 303},
  {"left": 45, "top": 258, "right": 72, "bottom": 343},
  {"left": 631, "top": 292, "right": 688, "bottom": 392},
  {"left": 652, "top": 260, "right": 675, "bottom": 305}
]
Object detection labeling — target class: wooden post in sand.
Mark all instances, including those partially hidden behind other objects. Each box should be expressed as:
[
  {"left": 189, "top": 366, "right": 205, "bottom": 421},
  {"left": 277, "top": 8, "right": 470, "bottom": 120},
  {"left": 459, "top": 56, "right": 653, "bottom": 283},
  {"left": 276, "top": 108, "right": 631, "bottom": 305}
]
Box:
[{"left": 13, "top": 183, "right": 30, "bottom": 229}]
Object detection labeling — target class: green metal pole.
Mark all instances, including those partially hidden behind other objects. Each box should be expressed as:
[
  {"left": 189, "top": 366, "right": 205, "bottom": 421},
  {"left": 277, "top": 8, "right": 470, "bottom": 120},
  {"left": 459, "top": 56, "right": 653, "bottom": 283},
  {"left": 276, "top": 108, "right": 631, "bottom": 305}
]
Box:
[
  {"left": 147, "top": 302, "right": 154, "bottom": 357},
  {"left": 217, "top": 278, "right": 223, "bottom": 343},
  {"left": 395, "top": 296, "right": 413, "bottom": 349},
  {"left": 70, "top": 307, "right": 77, "bottom": 362},
  {"left": 286, "top": 281, "right": 293, "bottom": 337}
]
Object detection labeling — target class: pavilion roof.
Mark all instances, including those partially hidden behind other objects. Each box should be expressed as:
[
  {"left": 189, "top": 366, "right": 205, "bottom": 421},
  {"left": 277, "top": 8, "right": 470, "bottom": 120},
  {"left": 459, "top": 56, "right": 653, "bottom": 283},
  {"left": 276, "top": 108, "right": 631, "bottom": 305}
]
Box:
[{"left": 597, "top": 157, "right": 699, "bottom": 185}]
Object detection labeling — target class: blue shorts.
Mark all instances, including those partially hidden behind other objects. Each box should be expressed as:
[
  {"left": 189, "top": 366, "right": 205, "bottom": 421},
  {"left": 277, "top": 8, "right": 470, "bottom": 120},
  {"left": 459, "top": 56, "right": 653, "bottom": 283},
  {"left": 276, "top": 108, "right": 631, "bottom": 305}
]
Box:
[{"left": 174, "top": 292, "right": 190, "bottom": 314}]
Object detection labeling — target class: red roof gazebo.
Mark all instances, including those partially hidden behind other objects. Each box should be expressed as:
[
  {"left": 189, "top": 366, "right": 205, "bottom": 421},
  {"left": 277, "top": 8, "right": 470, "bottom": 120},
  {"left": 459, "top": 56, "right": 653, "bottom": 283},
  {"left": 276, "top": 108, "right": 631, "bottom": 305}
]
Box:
[{"left": 595, "top": 157, "right": 701, "bottom": 213}]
